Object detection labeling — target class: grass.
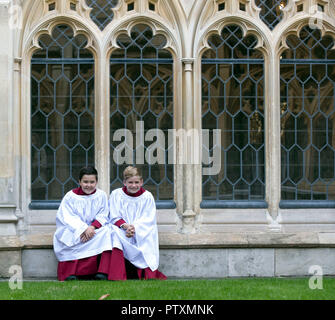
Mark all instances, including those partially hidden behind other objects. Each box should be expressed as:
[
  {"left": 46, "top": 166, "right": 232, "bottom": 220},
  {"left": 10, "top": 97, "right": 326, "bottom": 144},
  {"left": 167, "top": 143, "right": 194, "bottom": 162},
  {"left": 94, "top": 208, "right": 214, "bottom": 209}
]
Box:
[{"left": 1, "top": 277, "right": 335, "bottom": 300}]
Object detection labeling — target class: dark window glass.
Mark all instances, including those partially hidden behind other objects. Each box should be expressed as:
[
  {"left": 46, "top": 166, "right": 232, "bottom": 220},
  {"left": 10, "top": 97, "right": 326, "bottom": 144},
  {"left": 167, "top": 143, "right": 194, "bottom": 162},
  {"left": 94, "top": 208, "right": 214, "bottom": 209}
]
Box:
[
  {"left": 202, "top": 25, "right": 265, "bottom": 202},
  {"left": 149, "top": 2, "right": 155, "bottom": 11},
  {"left": 218, "top": 2, "right": 225, "bottom": 11},
  {"left": 127, "top": 2, "right": 134, "bottom": 11},
  {"left": 31, "top": 25, "right": 94, "bottom": 200},
  {"left": 86, "top": 0, "right": 119, "bottom": 30},
  {"left": 255, "top": 0, "right": 287, "bottom": 30},
  {"left": 110, "top": 24, "right": 174, "bottom": 200},
  {"left": 280, "top": 26, "right": 335, "bottom": 201}
]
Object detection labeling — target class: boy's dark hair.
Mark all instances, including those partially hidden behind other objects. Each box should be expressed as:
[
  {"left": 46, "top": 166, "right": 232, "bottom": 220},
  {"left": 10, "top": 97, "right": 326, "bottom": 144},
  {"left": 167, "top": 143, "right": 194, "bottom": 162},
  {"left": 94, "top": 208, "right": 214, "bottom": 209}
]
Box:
[{"left": 79, "top": 166, "right": 98, "bottom": 181}]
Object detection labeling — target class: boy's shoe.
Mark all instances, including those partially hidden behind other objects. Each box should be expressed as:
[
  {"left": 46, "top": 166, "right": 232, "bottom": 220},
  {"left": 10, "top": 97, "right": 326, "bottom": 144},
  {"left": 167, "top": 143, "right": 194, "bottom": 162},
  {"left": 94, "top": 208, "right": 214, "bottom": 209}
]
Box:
[
  {"left": 95, "top": 273, "right": 108, "bottom": 280},
  {"left": 65, "top": 275, "right": 78, "bottom": 281}
]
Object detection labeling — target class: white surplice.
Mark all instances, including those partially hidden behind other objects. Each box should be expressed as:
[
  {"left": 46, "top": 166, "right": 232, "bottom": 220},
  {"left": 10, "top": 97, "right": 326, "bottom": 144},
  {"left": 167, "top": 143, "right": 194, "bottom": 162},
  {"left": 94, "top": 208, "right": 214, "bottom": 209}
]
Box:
[
  {"left": 53, "top": 188, "right": 114, "bottom": 262},
  {"left": 109, "top": 188, "right": 159, "bottom": 271}
]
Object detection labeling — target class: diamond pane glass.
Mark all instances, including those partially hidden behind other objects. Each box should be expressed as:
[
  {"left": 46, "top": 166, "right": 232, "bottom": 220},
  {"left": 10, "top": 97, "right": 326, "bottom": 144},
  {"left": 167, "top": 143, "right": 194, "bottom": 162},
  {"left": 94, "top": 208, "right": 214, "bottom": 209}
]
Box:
[
  {"left": 255, "top": 0, "right": 287, "bottom": 30},
  {"left": 86, "top": 0, "right": 119, "bottom": 30},
  {"left": 280, "top": 26, "right": 335, "bottom": 201},
  {"left": 110, "top": 24, "right": 173, "bottom": 200},
  {"left": 202, "top": 25, "right": 265, "bottom": 201},
  {"left": 31, "top": 25, "right": 94, "bottom": 200}
]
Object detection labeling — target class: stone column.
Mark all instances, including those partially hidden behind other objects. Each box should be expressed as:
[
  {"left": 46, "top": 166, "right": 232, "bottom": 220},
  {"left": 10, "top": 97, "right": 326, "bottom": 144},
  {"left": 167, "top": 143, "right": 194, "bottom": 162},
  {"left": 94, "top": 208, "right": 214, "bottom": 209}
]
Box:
[
  {"left": 265, "top": 50, "right": 281, "bottom": 230},
  {"left": 180, "top": 58, "right": 197, "bottom": 233},
  {"left": 0, "top": 0, "right": 18, "bottom": 236},
  {"left": 95, "top": 51, "right": 110, "bottom": 195},
  {"left": 0, "top": 0, "right": 22, "bottom": 278}
]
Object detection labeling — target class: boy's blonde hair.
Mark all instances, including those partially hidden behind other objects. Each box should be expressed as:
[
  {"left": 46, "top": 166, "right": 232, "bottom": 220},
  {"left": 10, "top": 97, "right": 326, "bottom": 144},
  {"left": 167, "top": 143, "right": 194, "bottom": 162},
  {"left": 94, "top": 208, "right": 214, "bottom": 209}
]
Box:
[{"left": 123, "top": 166, "right": 142, "bottom": 181}]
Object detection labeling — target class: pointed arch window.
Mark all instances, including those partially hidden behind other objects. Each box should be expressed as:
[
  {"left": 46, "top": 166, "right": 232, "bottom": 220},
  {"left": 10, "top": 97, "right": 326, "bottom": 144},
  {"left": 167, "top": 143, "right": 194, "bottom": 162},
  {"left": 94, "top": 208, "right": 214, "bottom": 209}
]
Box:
[
  {"left": 201, "top": 25, "right": 266, "bottom": 208},
  {"left": 30, "top": 24, "right": 95, "bottom": 204},
  {"left": 110, "top": 24, "right": 174, "bottom": 205},
  {"left": 280, "top": 26, "right": 335, "bottom": 207}
]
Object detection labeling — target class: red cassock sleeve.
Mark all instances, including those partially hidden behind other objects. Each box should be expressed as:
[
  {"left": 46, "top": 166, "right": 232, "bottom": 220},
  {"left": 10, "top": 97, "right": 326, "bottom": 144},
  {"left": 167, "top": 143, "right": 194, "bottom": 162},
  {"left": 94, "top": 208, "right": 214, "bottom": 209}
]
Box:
[
  {"left": 91, "top": 220, "right": 102, "bottom": 229},
  {"left": 114, "top": 219, "right": 126, "bottom": 228}
]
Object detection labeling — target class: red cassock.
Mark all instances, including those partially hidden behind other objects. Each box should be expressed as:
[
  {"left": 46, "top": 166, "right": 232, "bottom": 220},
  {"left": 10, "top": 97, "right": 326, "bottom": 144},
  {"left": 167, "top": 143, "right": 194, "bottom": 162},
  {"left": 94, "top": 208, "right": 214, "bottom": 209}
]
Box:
[{"left": 57, "top": 187, "right": 167, "bottom": 281}]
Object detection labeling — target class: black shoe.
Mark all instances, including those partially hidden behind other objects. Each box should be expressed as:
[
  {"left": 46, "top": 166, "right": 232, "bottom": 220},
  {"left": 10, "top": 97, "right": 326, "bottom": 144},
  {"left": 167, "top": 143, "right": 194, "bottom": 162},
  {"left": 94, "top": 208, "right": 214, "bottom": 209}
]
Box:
[
  {"left": 95, "top": 273, "right": 108, "bottom": 280},
  {"left": 65, "top": 275, "right": 78, "bottom": 281}
]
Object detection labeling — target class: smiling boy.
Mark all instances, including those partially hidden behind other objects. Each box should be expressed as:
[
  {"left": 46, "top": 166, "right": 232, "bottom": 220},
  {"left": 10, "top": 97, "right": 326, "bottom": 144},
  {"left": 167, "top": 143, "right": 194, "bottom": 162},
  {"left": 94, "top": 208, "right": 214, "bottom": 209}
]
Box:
[
  {"left": 108, "top": 166, "right": 166, "bottom": 280},
  {"left": 53, "top": 166, "right": 114, "bottom": 281}
]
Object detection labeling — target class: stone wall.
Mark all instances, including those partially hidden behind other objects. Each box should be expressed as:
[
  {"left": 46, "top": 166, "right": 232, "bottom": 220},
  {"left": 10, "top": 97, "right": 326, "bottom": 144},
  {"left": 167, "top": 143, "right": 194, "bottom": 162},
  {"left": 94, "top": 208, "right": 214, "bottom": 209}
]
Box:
[
  {"left": 1, "top": 231, "right": 335, "bottom": 279},
  {"left": 1, "top": 0, "right": 335, "bottom": 280}
]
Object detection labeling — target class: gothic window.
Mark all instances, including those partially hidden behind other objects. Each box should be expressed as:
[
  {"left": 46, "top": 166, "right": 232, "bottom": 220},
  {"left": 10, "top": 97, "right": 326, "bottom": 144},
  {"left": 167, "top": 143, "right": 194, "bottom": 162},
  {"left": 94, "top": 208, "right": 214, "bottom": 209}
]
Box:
[
  {"left": 86, "top": 0, "right": 119, "bottom": 30},
  {"left": 110, "top": 24, "right": 174, "bottom": 202},
  {"left": 201, "top": 25, "right": 265, "bottom": 206},
  {"left": 255, "top": 0, "right": 287, "bottom": 30},
  {"left": 31, "top": 24, "right": 94, "bottom": 201},
  {"left": 280, "top": 26, "right": 335, "bottom": 203}
]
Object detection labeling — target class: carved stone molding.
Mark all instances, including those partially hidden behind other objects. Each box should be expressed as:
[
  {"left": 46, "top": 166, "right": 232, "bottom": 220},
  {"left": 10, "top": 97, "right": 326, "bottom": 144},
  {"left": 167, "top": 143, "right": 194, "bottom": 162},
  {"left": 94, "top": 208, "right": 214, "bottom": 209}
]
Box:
[
  {"left": 178, "top": 0, "right": 196, "bottom": 19},
  {"left": 197, "top": 16, "right": 270, "bottom": 60},
  {"left": 277, "top": 16, "right": 335, "bottom": 54},
  {"left": 181, "top": 58, "right": 194, "bottom": 72},
  {"left": 28, "top": 19, "right": 97, "bottom": 57},
  {"left": 107, "top": 16, "right": 179, "bottom": 57}
]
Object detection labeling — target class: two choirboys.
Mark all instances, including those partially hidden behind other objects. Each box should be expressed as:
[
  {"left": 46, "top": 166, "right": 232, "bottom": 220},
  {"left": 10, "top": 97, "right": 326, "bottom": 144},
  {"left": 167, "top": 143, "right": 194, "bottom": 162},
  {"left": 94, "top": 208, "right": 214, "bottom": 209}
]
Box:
[{"left": 53, "top": 166, "right": 166, "bottom": 281}]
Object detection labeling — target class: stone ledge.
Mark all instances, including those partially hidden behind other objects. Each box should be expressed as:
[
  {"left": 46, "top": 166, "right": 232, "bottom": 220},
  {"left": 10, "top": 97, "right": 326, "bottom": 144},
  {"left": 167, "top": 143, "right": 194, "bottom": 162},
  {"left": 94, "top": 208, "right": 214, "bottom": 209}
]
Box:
[
  {"left": 158, "top": 232, "right": 335, "bottom": 248},
  {"left": 20, "top": 233, "right": 54, "bottom": 249},
  {"left": 0, "top": 235, "right": 22, "bottom": 250},
  {"left": 318, "top": 232, "right": 335, "bottom": 244},
  {"left": 1, "top": 231, "right": 335, "bottom": 250}
]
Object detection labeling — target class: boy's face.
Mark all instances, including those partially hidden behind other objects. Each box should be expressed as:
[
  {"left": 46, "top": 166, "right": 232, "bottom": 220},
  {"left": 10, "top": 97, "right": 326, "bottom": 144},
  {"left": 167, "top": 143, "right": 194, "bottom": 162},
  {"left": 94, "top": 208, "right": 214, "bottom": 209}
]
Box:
[
  {"left": 79, "top": 174, "right": 97, "bottom": 195},
  {"left": 123, "top": 175, "right": 143, "bottom": 194}
]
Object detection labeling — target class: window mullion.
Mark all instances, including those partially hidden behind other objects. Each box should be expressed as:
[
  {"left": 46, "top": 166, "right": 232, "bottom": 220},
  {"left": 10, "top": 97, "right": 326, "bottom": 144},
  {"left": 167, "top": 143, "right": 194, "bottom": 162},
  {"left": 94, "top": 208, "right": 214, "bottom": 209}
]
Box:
[
  {"left": 265, "top": 51, "right": 281, "bottom": 222},
  {"left": 95, "top": 52, "right": 110, "bottom": 195}
]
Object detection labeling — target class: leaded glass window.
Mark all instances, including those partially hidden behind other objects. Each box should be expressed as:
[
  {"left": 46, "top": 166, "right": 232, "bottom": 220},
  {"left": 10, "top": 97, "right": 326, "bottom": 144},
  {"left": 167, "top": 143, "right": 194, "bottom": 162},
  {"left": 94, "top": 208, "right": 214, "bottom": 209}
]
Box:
[
  {"left": 86, "top": 0, "right": 119, "bottom": 31},
  {"left": 280, "top": 26, "right": 335, "bottom": 203},
  {"left": 31, "top": 25, "right": 94, "bottom": 201},
  {"left": 110, "top": 24, "right": 174, "bottom": 202},
  {"left": 255, "top": 0, "right": 287, "bottom": 30},
  {"left": 201, "top": 25, "right": 265, "bottom": 206}
]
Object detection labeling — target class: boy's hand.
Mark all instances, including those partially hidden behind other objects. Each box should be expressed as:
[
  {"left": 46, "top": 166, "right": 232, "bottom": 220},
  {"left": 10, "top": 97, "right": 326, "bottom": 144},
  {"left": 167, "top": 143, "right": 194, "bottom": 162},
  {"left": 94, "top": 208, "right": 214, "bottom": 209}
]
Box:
[
  {"left": 80, "top": 226, "right": 96, "bottom": 242},
  {"left": 123, "top": 224, "right": 135, "bottom": 238}
]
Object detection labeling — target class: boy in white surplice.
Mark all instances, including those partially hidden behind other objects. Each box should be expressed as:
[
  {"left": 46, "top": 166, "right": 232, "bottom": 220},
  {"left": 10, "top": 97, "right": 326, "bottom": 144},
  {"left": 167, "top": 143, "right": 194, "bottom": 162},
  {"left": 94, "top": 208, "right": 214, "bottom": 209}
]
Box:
[
  {"left": 108, "top": 166, "right": 167, "bottom": 280},
  {"left": 53, "top": 166, "right": 114, "bottom": 281}
]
